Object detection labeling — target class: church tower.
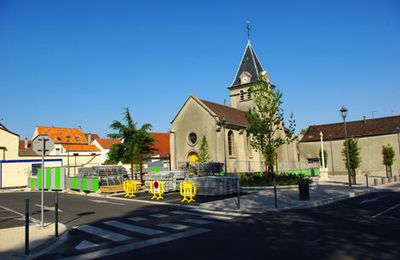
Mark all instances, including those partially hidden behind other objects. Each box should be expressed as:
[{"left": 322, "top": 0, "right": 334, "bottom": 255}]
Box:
[{"left": 229, "top": 40, "right": 265, "bottom": 112}]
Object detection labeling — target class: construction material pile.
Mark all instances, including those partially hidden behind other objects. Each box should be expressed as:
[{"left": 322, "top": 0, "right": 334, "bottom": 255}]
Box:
[
  {"left": 186, "top": 176, "right": 238, "bottom": 196},
  {"left": 143, "top": 171, "right": 188, "bottom": 192}
]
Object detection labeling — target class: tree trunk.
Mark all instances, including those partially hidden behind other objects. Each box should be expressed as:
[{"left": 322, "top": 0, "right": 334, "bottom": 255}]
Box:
[
  {"left": 351, "top": 169, "right": 357, "bottom": 185},
  {"left": 385, "top": 165, "right": 392, "bottom": 178},
  {"left": 130, "top": 155, "right": 134, "bottom": 180}
]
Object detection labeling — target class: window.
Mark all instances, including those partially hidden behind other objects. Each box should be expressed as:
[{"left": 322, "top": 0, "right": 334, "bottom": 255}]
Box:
[
  {"left": 228, "top": 130, "right": 234, "bottom": 156},
  {"left": 57, "top": 137, "right": 62, "bottom": 141},
  {"left": 247, "top": 133, "right": 252, "bottom": 157},
  {"left": 56, "top": 148, "right": 60, "bottom": 155},
  {"left": 240, "top": 90, "right": 244, "bottom": 101},
  {"left": 31, "top": 164, "right": 41, "bottom": 176},
  {"left": 247, "top": 88, "right": 251, "bottom": 99},
  {"left": 188, "top": 132, "right": 197, "bottom": 145},
  {"left": 75, "top": 136, "right": 81, "bottom": 141}
]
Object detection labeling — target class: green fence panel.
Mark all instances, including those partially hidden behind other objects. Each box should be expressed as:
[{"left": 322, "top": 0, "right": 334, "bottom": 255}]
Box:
[
  {"left": 82, "top": 178, "right": 88, "bottom": 191},
  {"left": 46, "top": 168, "right": 51, "bottom": 189},
  {"left": 92, "top": 178, "right": 99, "bottom": 191},
  {"left": 54, "top": 167, "right": 61, "bottom": 189},
  {"left": 72, "top": 178, "right": 78, "bottom": 189},
  {"left": 30, "top": 178, "right": 36, "bottom": 189}
]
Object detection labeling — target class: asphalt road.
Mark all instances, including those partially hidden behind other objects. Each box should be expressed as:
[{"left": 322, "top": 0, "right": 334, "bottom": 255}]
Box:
[{"left": 1, "top": 184, "right": 399, "bottom": 259}]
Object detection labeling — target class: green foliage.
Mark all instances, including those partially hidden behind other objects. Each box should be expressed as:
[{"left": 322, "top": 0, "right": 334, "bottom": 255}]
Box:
[
  {"left": 300, "top": 128, "right": 308, "bottom": 135},
  {"left": 198, "top": 136, "right": 209, "bottom": 163},
  {"left": 342, "top": 137, "right": 361, "bottom": 170},
  {"left": 319, "top": 149, "right": 328, "bottom": 167},
  {"left": 382, "top": 144, "right": 395, "bottom": 167},
  {"left": 246, "top": 75, "right": 296, "bottom": 174},
  {"left": 105, "top": 108, "right": 154, "bottom": 170},
  {"left": 239, "top": 172, "right": 312, "bottom": 186}
]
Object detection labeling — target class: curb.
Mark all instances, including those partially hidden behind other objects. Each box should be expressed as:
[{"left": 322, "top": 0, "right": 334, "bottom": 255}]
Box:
[
  {"left": 199, "top": 188, "right": 376, "bottom": 214},
  {"left": 27, "top": 223, "right": 69, "bottom": 260}
]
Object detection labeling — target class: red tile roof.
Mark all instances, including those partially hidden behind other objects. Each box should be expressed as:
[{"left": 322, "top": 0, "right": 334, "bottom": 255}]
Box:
[
  {"left": 61, "top": 144, "right": 100, "bottom": 152},
  {"left": 36, "top": 126, "right": 87, "bottom": 144},
  {"left": 201, "top": 99, "right": 249, "bottom": 127},
  {"left": 149, "top": 132, "right": 170, "bottom": 155},
  {"left": 95, "top": 138, "right": 121, "bottom": 149},
  {"left": 19, "top": 140, "right": 32, "bottom": 150},
  {"left": 300, "top": 115, "right": 400, "bottom": 142}
]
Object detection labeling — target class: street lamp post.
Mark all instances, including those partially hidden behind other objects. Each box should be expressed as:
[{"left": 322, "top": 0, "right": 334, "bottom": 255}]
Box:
[
  {"left": 221, "top": 117, "right": 227, "bottom": 173},
  {"left": 396, "top": 126, "right": 400, "bottom": 175},
  {"left": 66, "top": 135, "right": 70, "bottom": 177},
  {"left": 340, "top": 106, "right": 352, "bottom": 187},
  {"left": 329, "top": 134, "right": 335, "bottom": 176}
]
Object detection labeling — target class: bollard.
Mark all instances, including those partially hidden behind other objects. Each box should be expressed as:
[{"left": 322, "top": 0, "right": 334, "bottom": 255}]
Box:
[
  {"left": 388, "top": 177, "right": 392, "bottom": 183},
  {"left": 381, "top": 177, "right": 386, "bottom": 184},
  {"left": 365, "top": 174, "right": 369, "bottom": 188},
  {"left": 25, "top": 199, "right": 29, "bottom": 255},
  {"left": 237, "top": 178, "right": 240, "bottom": 209},
  {"left": 274, "top": 185, "right": 278, "bottom": 208},
  {"left": 55, "top": 191, "right": 58, "bottom": 237},
  {"left": 374, "top": 179, "right": 378, "bottom": 186},
  {"left": 395, "top": 176, "right": 398, "bottom": 182}
]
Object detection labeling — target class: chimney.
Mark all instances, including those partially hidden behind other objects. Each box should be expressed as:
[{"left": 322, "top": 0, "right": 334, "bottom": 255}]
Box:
[
  {"left": 363, "top": 116, "right": 367, "bottom": 123},
  {"left": 88, "top": 134, "right": 92, "bottom": 144},
  {"left": 24, "top": 137, "right": 28, "bottom": 149}
]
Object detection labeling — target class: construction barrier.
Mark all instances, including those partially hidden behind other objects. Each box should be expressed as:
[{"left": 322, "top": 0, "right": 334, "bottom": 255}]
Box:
[
  {"left": 66, "top": 176, "right": 99, "bottom": 192},
  {"left": 29, "top": 167, "right": 65, "bottom": 191},
  {"left": 149, "top": 181, "right": 165, "bottom": 200},
  {"left": 180, "top": 181, "right": 196, "bottom": 203},
  {"left": 123, "top": 180, "right": 141, "bottom": 198}
]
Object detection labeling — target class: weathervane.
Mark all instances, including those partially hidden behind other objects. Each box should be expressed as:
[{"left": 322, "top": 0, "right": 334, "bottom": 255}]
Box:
[{"left": 246, "top": 20, "right": 251, "bottom": 41}]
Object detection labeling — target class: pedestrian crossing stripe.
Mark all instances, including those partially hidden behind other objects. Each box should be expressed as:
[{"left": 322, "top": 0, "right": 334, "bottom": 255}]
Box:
[
  {"left": 182, "top": 219, "right": 214, "bottom": 225},
  {"left": 149, "top": 213, "right": 169, "bottom": 218},
  {"left": 170, "top": 210, "right": 233, "bottom": 220},
  {"left": 104, "top": 220, "right": 166, "bottom": 236},
  {"left": 129, "top": 216, "right": 147, "bottom": 222},
  {"left": 76, "top": 225, "right": 132, "bottom": 242},
  {"left": 157, "top": 223, "right": 190, "bottom": 230}
]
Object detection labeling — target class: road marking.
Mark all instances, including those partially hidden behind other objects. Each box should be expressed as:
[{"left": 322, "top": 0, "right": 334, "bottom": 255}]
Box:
[
  {"left": 76, "top": 225, "right": 132, "bottom": 242},
  {"left": 157, "top": 223, "right": 189, "bottom": 230},
  {"left": 0, "top": 204, "right": 39, "bottom": 223},
  {"left": 149, "top": 213, "right": 169, "bottom": 218},
  {"left": 34, "top": 204, "right": 64, "bottom": 212},
  {"left": 182, "top": 219, "right": 214, "bottom": 225},
  {"left": 360, "top": 196, "right": 384, "bottom": 205},
  {"left": 171, "top": 210, "right": 233, "bottom": 220},
  {"left": 129, "top": 217, "right": 147, "bottom": 222},
  {"left": 372, "top": 203, "right": 400, "bottom": 218},
  {"left": 75, "top": 240, "right": 99, "bottom": 250},
  {"left": 89, "top": 199, "right": 124, "bottom": 206},
  {"left": 103, "top": 220, "right": 165, "bottom": 236},
  {"left": 61, "top": 228, "right": 210, "bottom": 260}
]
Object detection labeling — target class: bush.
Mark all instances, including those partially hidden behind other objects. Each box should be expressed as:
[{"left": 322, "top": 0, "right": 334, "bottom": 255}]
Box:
[{"left": 239, "top": 172, "right": 312, "bottom": 186}]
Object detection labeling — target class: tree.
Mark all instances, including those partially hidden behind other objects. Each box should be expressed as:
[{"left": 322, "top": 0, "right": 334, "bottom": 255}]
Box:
[
  {"left": 342, "top": 137, "right": 361, "bottom": 184},
  {"left": 319, "top": 149, "right": 328, "bottom": 167},
  {"left": 247, "top": 73, "right": 296, "bottom": 175},
  {"left": 198, "top": 136, "right": 209, "bottom": 163},
  {"left": 107, "top": 108, "right": 154, "bottom": 180},
  {"left": 382, "top": 145, "right": 395, "bottom": 178}
]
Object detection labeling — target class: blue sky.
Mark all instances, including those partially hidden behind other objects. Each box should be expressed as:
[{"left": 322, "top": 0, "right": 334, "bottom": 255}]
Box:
[{"left": 1, "top": 0, "right": 399, "bottom": 138}]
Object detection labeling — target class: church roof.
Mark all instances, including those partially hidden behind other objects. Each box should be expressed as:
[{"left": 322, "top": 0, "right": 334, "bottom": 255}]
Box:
[
  {"left": 230, "top": 41, "right": 264, "bottom": 88},
  {"left": 300, "top": 115, "right": 400, "bottom": 142},
  {"left": 200, "top": 99, "right": 248, "bottom": 128}
]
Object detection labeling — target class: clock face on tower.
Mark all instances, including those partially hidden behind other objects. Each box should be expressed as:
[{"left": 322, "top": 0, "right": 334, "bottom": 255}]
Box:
[{"left": 239, "top": 71, "right": 251, "bottom": 84}]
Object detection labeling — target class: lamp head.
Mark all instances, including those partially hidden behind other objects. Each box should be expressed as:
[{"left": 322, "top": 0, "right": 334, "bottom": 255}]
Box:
[{"left": 340, "top": 106, "right": 348, "bottom": 119}]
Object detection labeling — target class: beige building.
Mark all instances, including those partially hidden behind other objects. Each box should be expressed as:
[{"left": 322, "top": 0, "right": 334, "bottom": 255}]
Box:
[
  {"left": 299, "top": 115, "right": 400, "bottom": 177},
  {"left": 170, "top": 40, "right": 297, "bottom": 173}
]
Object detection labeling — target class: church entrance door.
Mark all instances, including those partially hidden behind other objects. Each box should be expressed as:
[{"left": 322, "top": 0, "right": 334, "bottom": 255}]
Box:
[{"left": 187, "top": 152, "right": 199, "bottom": 163}]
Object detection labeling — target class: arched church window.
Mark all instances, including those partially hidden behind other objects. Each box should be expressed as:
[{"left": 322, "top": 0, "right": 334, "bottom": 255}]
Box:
[
  {"left": 247, "top": 88, "right": 251, "bottom": 99},
  {"left": 240, "top": 90, "right": 244, "bottom": 101},
  {"left": 228, "top": 130, "right": 234, "bottom": 156},
  {"left": 188, "top": 132, "right": 197, "bottom": 145}
]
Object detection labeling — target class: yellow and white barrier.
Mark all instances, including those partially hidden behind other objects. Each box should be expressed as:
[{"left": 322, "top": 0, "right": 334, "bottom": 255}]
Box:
[
  {"left": 150, "top": 181, "right": 165, "bottom": 200},
  {"left": 180, "top": 181, "right": 196, "bottom": 203},
  {"left": 123, "top": 180, "right": 141, "bottom": 198}
]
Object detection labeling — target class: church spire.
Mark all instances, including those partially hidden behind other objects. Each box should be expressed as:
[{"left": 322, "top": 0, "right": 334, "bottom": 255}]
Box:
[
  {"left": 246, "top": 20, "right": 251, "bottom": 42},
  {"left": 230, "top": 32, "right": 264, "bottom": 88}
]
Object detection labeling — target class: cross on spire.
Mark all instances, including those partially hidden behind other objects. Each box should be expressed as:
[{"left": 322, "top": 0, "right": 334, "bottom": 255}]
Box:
[{"left": 246, "top": 20, "right": 251, "bottom": 41}]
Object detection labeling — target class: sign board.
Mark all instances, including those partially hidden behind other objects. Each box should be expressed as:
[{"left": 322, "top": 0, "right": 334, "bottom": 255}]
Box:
[
  {"left": 32, "top": 134, "right": 55, "bottom": 156},
  {"left": 153, "top": 181, "right": 159, "bottom": 193}
]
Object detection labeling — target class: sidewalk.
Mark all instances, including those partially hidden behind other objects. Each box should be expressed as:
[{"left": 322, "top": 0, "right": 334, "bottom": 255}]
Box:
[
  {"left": 199, "top": 175, "right": 397, "bottom": 213},
  {"left": 0, "top": 223, "right": 67, "bottom": 259}
]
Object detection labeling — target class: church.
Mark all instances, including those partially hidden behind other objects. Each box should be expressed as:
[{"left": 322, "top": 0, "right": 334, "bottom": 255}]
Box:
[{"left": 169, "top": 39, "right": 298, "bottom": 173}]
